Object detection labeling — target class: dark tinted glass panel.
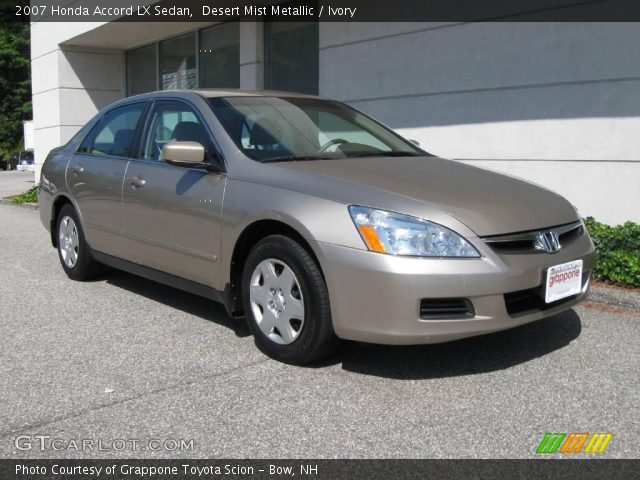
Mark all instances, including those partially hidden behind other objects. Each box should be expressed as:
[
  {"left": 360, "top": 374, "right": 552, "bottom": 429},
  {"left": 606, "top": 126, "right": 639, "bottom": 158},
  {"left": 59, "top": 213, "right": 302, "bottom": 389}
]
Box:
[
  {"left": 265, "top": 22, "right": 318, "bottom": 94},
  {"left": 209, "top": 97, "right": 421, "bottom": 162},
  {"left": 199, "top": 22, "right": 240, "bottom": 88},
  {"left": 141, "top": 101, "right": 208, "bottom": 161},
  {"left": 78, "top": 123, "right": 99, "bottom": 153},
  {"left": 159, "top": 34, "right": 196, "bottom": 90},
  {"left": 87, "top": 103, "right": 145, "bottom": 158},
  {"left": 127, "top": 45, "right": 156, "bottom": 95}
]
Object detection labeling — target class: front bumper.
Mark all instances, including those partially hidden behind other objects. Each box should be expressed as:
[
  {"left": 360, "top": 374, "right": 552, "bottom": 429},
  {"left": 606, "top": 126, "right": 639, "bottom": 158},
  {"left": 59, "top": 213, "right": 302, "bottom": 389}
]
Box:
[{"left": 314, "top": 230, "right": 594, "bottom": 345}]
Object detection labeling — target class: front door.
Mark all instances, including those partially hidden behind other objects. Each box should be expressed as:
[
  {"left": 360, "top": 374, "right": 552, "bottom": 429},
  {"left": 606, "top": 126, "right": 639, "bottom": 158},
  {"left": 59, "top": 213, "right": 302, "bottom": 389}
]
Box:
[
  {"left": 120, "top": 100, "right": 226, "bottom": 289},
  {"left": 67, "top": 102, "right": 147, "bottom": 257}
]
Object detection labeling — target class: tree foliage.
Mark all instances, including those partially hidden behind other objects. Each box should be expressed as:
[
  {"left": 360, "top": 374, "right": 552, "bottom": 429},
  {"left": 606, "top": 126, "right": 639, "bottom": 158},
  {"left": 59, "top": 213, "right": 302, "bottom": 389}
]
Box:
[{"left": 0, "top": 11, "right": 31, "bottom": 156}]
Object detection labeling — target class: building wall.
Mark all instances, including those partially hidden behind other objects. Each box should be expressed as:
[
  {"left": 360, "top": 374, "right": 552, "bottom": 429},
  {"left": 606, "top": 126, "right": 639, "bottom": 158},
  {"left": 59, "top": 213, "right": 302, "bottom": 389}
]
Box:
[
  {"left": 30, "top": 21, "right": 263, "bottom": 183},
  {"left": 30, "top": 21, "right": 639, "bottom": 225},
  {"left": 31, "top": 21, "right": 124, "bottom": 179},
  {"left": 319, "top": 22, "right": 640, "bottom": 224}
]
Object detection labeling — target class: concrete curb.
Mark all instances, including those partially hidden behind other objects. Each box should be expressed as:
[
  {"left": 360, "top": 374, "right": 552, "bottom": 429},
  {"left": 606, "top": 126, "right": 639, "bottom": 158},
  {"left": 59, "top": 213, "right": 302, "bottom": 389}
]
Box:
[
  {"left": 0, "top": 199, "right": 39, "bottom": 210},
  {"left": 588, "top": 284, "right": 640, "bottom": 311}
]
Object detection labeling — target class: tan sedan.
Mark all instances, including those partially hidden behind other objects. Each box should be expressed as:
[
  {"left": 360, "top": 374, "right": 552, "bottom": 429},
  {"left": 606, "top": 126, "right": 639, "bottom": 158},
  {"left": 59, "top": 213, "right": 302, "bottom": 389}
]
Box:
[{"left": 39, "top": 90, "right": 594, "bottom": 364}]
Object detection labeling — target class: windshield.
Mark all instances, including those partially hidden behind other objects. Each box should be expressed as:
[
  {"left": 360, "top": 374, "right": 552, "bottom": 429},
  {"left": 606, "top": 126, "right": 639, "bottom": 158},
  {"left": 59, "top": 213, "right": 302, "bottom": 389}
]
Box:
[{"left": 209, "top": 96, "right": 425, "bottom": 162}]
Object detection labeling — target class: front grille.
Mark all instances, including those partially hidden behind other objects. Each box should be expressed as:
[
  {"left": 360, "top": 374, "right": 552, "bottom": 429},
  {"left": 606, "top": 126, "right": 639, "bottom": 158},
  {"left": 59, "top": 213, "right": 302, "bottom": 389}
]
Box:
[
  {"left": 483, "top": 222, "right": 583, "bottom": 254},
  {"left": 504, "top": 270, "right": 590, "bottom": 316},
  {"left": 486, "top": 238, "right": 536, "bottom": 253},
  {"left": 420, "top": 298, "right": 475, "bottom": 320},
  {"left": 558, "top": 224, "right": 584, "bottom": 244}
]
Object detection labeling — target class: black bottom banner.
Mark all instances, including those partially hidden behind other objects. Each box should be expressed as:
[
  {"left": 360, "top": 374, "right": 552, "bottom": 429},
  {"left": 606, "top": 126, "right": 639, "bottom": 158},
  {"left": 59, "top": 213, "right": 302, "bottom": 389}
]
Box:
[{"left": 1, "top": 459, "right": 637, "bottom": 480}]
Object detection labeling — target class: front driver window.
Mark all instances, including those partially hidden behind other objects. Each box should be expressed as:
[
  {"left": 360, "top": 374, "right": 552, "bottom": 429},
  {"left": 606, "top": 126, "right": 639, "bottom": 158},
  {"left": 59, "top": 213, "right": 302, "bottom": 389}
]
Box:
[{"left": 142, "top": 102, "right": 209, "bottom": 161}]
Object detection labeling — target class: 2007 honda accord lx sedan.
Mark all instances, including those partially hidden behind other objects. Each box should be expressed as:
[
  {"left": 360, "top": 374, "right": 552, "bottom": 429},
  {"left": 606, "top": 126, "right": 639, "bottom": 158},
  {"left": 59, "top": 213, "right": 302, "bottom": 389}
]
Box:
[{"left": 39, "top": 89, "right": 594, "bottom": 364}]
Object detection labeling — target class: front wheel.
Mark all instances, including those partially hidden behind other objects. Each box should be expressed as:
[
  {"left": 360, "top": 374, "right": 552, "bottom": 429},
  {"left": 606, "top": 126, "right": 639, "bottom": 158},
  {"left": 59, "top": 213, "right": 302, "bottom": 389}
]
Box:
[
  {"left": 241, "top": 235, "right": 338, "bottom": 365},
  {"left": 56, "top": 204, "right": 102, "bottom": 280}
]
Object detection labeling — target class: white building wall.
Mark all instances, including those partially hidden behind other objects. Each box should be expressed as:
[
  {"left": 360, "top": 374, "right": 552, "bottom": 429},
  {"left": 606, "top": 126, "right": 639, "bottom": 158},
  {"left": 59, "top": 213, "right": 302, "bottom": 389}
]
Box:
[
  {"left": 30, "top": 20, "right": 263, "bottom": 184},
  {"left": 31, "top": 21, "right": 124, "bottom": 180},
  {"left": 319, "top": 22, "right": 640, "bottom": 224}
]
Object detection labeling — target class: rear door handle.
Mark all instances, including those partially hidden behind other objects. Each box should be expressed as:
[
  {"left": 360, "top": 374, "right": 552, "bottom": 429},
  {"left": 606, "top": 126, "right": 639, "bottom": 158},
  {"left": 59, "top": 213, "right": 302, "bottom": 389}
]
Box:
[
  {"left": 71, "top": 165, "right": 84, "bottom": 175},
  {"left": 127, "top": 175, "right": 146, "bottom": 188}
]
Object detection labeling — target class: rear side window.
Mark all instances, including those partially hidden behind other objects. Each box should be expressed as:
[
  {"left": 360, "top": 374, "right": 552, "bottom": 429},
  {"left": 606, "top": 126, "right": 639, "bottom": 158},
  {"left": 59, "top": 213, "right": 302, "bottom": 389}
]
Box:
[{"left": 78, "top": 103, "right": 146, "bottom": 158}]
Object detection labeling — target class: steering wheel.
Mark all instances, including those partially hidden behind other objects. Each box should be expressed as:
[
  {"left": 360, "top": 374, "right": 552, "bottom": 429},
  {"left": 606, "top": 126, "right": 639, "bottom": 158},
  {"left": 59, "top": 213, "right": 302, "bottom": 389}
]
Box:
[{"left": 320, "top": 138, "right": 348, "bottom": 152}]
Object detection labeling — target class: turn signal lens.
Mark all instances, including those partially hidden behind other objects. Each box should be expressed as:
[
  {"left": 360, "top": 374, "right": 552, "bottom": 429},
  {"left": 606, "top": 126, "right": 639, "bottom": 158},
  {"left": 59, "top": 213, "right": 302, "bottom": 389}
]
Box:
[{"left": 358, "top": 225, "right": 386, "bottom": 253}]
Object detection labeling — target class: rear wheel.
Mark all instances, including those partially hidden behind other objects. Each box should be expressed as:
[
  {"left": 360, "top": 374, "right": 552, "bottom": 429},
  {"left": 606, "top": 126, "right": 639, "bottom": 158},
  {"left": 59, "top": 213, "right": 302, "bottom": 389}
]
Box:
[
  {"left": 56, "top": 204, "right": 102, "bottom": 280},
  {"left": 241, "top": 235, "right": 338, "bottom": 365}
]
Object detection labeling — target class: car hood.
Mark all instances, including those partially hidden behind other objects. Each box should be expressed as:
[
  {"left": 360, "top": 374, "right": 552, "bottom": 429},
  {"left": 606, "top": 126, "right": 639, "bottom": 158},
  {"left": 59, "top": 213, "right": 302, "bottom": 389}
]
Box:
[{"left": 272, "top": 156, "right": 578, "bottom": 236}]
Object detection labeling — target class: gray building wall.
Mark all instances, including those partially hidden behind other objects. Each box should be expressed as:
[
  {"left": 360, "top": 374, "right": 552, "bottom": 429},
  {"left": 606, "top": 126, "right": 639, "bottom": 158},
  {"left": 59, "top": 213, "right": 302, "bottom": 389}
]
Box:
[{"left": 319, "top": 22, "right": 640, "bottom": 224}]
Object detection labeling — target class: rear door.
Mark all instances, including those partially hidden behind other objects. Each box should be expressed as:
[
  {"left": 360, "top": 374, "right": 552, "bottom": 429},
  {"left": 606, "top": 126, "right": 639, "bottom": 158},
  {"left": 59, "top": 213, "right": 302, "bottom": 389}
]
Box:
[
  {"left": 67, "top": 102, "right": 147, "bottom": 257},
  {"left": 119, "top": 99, "right": 226, "bottom": 289}
]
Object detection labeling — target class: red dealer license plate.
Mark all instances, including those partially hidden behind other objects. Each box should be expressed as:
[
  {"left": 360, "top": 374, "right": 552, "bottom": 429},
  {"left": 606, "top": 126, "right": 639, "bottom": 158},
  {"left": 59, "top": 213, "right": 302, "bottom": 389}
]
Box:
[{"left": 545, "top": 259, "right": 583, "bottom": 303}]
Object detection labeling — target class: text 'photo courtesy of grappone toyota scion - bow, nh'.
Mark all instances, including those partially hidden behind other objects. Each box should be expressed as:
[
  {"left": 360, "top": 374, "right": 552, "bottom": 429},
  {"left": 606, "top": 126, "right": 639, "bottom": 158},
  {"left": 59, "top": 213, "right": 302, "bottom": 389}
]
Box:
[{"left": 38, "top": 89, "right": 594, "bottom": 364}]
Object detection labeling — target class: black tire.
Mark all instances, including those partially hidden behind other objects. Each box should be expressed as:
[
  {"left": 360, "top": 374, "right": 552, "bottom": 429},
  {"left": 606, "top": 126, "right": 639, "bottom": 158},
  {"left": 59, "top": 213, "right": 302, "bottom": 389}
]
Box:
[
  {"left": 241, "top": 235, "right": 339, "bottom": 365},
  {"left": 56, "top": 204, "right": 102, "bottom": 280}
]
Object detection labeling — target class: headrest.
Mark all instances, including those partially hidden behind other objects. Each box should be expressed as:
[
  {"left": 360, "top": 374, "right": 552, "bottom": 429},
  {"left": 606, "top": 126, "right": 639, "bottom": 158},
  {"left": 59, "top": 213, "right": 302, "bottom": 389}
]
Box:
[
  {"left": 112, "top": 129, "right": 134, "bottom": 155},
  {"left": 172, "top": 121, "right": 208, "bottom": 146},
  {"left": 249, "top": 122, "right": 279, "bottom": 146}
]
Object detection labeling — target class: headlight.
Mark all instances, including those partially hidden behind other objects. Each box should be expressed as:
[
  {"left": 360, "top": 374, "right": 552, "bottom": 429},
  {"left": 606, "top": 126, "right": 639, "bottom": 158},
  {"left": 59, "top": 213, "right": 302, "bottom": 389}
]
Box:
[{"left": 348, "top": 206, "right": 480, "bottom": 257}]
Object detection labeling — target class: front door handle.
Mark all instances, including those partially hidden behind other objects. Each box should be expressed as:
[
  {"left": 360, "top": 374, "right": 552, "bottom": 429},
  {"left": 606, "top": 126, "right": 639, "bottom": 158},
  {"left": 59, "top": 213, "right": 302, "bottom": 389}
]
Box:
[
  {"left": 127, "top": 176, "right": 146, "bottom": 188},
  {"left": 71, "top": 165, "right": 84, "bottom": 175}
]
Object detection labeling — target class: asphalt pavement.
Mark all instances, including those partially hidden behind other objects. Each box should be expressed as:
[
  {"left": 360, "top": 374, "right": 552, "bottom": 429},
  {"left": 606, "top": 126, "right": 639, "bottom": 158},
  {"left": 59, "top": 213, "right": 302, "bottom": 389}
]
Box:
[
  {"left": 0, "top": 171, "right": 34, "bottom": 199},
  {"left": 0, "top": 204, "right": 638, "bottom": 459}
]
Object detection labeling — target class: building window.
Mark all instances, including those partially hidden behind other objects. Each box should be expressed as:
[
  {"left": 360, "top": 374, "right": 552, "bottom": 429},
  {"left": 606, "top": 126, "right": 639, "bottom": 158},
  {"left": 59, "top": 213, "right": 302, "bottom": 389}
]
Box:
[
  {"left": 265, "top": 22, "right": 319, "bottom": 95},
  {"left": 159, "top": 33, "right": 197, "bottom": 90},
  {"left": 126, "top": 45, "right": 156, "bottom": 96},
  {"left": 199, "top": 22, "right": 240, "bottom": 88}
]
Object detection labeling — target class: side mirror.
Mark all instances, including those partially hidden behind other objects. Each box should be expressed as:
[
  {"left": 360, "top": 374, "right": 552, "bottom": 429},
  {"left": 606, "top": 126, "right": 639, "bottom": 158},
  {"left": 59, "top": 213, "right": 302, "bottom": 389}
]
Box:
[
  {"left": 163, "top": 141, "right": 206, "bottom": 167},
  {"left": 409, "top": 139, "right": 420, "bottom": 147}
]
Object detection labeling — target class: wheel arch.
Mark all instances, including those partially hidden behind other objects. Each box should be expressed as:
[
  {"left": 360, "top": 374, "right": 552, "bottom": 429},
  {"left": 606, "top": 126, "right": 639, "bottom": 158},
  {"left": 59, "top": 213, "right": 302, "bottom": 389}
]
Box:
[
  {"left": 227, "top": 219, "right": 325, "bottom": 317},
  {"left": 49, "top": 194, "right": 75, "bottom": 247}
]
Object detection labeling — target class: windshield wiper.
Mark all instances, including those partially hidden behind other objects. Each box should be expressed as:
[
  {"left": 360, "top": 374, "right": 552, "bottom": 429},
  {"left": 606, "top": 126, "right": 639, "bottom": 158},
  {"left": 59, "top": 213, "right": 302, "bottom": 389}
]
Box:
[
  {"left": 262, "top": 155, "right": 337, "bottom": 163},
  {"left": 346, "top": 151, "right": 422, "bottom": 158},
  {"left": 262, "top": 151, "right": 422, "bottom": 162}
]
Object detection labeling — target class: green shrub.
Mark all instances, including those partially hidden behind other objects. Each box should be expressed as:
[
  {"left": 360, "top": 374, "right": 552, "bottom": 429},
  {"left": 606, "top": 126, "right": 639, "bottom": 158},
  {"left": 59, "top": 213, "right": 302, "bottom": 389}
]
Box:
[
  {"left": 11, "top": 186, "right": 38, "bottom": 204},
  {"left": 584, "top": 217, "right": 640, "bottom": 287}
]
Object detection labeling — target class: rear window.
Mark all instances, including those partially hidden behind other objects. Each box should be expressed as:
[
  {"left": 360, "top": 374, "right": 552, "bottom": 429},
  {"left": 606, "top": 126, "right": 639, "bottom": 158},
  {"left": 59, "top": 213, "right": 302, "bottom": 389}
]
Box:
[{"left": 78, "top": 103, "right": 146, "bottom": 158}]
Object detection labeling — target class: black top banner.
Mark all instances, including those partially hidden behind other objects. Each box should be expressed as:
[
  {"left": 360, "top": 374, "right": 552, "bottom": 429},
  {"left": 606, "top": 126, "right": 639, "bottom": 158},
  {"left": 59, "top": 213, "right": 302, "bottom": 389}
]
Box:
[{"left": 7, "top": 0, "right": 640, "bottom": 22}]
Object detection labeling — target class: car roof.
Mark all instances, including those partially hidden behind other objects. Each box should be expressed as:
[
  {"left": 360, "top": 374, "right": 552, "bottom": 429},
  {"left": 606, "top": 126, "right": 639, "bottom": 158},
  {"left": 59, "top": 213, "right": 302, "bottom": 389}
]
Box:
[
  {"left": 101, "top": 89, "right": 331, "bottom": 118},
  {"left": 123, "top": 88, "right": 321, "bottom": 102},
  {"left": 197, "top": 89, "right": 319, "bottom": 99}
]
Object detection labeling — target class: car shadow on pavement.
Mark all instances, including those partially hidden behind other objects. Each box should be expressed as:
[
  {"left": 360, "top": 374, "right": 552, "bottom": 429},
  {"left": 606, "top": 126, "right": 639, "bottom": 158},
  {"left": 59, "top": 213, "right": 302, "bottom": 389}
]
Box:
[
  {"left": 102, "top": 267, "right": 252, "bottom": 338},
  {"left": 95, "top": 266, "right": 582, "bottom": 377},
  {"left": 332, "top": 310, "right": 582, "bottom": 380}
]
